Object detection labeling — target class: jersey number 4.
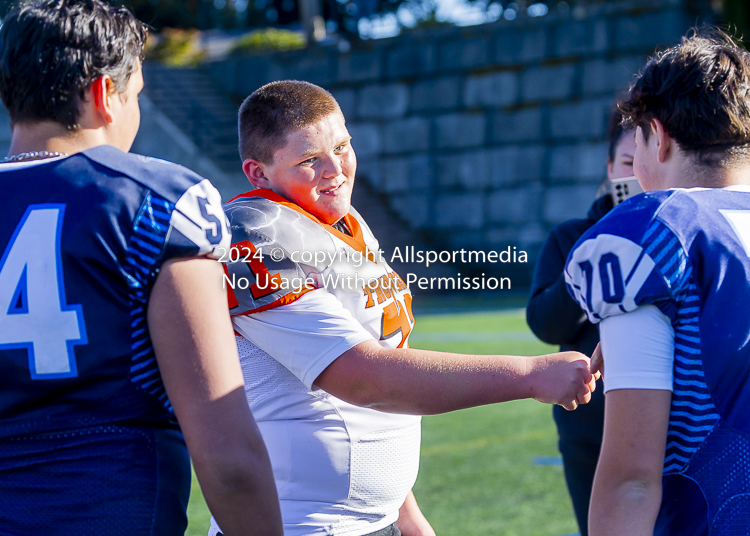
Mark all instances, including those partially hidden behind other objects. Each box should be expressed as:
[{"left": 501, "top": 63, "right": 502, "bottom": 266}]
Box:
[{"left": 0, "top": 205, "right": 86, "bottom": 379}]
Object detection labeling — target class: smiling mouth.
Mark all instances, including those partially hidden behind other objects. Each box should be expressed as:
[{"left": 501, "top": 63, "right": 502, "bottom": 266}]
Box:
[{"left": 320, "top": 183, "right": 344, "bottom": 195}]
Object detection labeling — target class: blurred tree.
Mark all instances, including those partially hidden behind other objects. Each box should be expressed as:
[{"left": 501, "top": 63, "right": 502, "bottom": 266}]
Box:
[
  {"left": 121, "top": 0, "right": 203, "bottom": 29},
  {"left": 722, "top": 0, "right": 750, "bottom": 45},
  {"left": 0, "top": 0, "right": 572, "bottom": 38},
  {"left": 0, "top": 0, "right": 728, "bottom": 44}
]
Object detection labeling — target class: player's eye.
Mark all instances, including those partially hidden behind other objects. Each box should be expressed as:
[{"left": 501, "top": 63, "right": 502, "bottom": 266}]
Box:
[
  {"left": 298, "top": 157, "right": 315, "bottom": 166},
  {"left": 336, "top": 138, "right": 352, "bottom": 152}
]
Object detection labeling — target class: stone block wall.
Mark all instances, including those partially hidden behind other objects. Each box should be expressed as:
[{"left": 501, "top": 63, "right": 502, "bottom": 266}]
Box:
[{"left": 202, "top": 0, "right": 707, "bottom": 282}]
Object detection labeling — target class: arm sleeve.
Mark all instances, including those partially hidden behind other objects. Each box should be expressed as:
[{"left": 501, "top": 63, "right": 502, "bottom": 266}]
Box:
[
  {"left": 232, "top": 289, "right": 375, "bottom": 389},
  {"left": 600, "top": 305, "right": 675, "bottom": 393}
]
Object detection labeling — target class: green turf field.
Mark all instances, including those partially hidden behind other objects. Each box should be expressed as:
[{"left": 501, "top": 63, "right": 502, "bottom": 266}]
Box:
[{"left": 185, "top": 308, "right": 579, "bottom": 536}]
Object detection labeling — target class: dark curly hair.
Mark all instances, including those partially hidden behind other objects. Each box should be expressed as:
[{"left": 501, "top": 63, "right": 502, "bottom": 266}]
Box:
[
  {"left": 619, "top": 28, "right": 750, "bottom": 167},
  {"left": 0, "top": 0, "right": 147, "bottom": 130}
]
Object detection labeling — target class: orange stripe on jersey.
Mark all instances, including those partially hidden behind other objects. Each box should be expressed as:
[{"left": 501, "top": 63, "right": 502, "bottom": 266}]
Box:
[
  {"left": 224, "top": 264, "right": 239, "bottom": 309},
  {"left": 232, "top": 284, "right": 316, "bottom": 316},
  {"left": 228, "top": 189, "right": 372, "bottom": 258},
  {"left": 231, "top": 240, "right": 284, "bottom": 299},
  {"left": 380, "top": 295, "right": 414, "bottom": 348}
]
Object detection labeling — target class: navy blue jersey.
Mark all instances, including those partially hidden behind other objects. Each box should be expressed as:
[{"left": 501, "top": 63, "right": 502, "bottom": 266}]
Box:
[
  {"left": 0, "top": 146, "right": 230, "bottom": 533},
  {"left": 565, "top": 186, "right": 750, "bottom": 535}
]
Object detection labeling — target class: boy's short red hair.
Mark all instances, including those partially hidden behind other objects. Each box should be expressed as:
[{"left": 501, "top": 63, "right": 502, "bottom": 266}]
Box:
[{"left": 238, "top": 80, "right": 342, "bottom": 164}]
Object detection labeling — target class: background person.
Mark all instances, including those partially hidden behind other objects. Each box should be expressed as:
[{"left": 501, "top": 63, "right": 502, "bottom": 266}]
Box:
[
  {"left": 210, "top": 80, "right": 597, "bottom": 536},
  {"left": 565, "top": 29, "right": 750, "bottom": 535},
  {"left": 0, "top": 1, "right": 281, "bottom": 534},
  {"left": 526, "top": 107, "right": 636, "bottom": 536}
]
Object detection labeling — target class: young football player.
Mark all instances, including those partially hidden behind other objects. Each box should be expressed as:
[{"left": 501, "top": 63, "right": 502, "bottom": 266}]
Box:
[
  {"left": 211, "top": 80, "right": 597, "bottom": 536},
  {"left": 565, "top": 30, "right": 750, "bottom": 535},
  {"left": 0, "top": 1, "right": 281, "bottom": 534}
]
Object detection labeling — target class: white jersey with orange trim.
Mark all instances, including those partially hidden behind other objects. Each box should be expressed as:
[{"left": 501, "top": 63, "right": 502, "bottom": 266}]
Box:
[{"left": 210, "top": 189, "right": 421, "bottom": 536}]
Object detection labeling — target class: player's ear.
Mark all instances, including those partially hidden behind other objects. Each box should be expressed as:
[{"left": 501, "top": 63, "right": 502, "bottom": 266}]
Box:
[
  {"left": 243, "top": 158, "right": 271, "bottom": 189},
  {"left": 652, "top": 118, "right": 671, "bottom": 163},
  {"left": 89, "top": 75, "right": 116, "bottom": 124},
  {"left": 606, "top": 158, "right": 614, "bottom": 181}
]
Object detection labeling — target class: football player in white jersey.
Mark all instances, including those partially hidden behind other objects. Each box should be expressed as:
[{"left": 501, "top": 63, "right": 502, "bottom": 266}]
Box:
[{"left": 210, "top": 80, "right": 597, "bottom": 536}]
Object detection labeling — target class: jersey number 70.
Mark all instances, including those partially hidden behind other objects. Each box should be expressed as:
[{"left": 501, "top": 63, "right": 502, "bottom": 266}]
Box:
[
  {"left": 0, "top": 205, "right": 87, "bottom": 379},
  {"left": 567, "top": 234, "right": 656, "bottom": 320}
]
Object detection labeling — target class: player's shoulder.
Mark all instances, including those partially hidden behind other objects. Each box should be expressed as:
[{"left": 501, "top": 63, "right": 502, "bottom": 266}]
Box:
[
  {"left": 80, "top": 145, "right": 211, "bottom": 204},
  {"left": 582, "top": 189, "right": 675, "bottom": 244},
  {"left": 565, "top": 190, "right": 684, "bottom": 323},
  {"left": 567, "top": 190, "right": 677, "bottom": 280},
  {"left": 80, "top": 146, "right": 231, "bottom": 258},
  {"left": 224, "top": 189, "right": 299, "bottom": 231},
  {"left": 348, "top": 206, "right": 373, "bottom": 237},
  {"left": 223, "top": 190, "right": 340, "bottom": 315},
  {"left": 657, "top": 186, "right": 750, "bottom": 232},
  {"left": 593, "top": 187, "right": 747, "bottom": 248},
  {"left": 224, "top": 189, "right": 333, "bottom": 250}
]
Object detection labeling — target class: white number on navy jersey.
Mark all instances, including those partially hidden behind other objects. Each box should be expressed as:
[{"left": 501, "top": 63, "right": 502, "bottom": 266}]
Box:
[
  {"left": 171, "top": 179, "right": 231, "bottom": 256},
  {"left": 721, "top": 210, "right": 750, "bottom": 258},
  {"left": 567, "top": 234, "right": 656, "bottom": 321},
  {"left": 0, "top": 205, "right": 87, "bottom": 378}
]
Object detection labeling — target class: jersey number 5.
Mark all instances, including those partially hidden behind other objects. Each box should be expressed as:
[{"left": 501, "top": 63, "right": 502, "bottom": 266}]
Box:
[{"left": 0, "top": 205, "right": 87, "bottom": 379}]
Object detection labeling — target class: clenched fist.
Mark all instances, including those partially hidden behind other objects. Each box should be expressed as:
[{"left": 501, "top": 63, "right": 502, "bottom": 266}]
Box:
[{"left": 527, "top": 352, "right": 597, "bottom": 411}]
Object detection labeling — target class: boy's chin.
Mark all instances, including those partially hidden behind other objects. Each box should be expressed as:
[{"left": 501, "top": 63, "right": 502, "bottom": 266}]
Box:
[{"left": 305, "top": 197, "right": 350, "bottom": 223}]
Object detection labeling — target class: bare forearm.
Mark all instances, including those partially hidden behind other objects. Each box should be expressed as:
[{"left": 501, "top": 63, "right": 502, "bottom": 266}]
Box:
[
  {"left": 397, "top": 490, "right": 435, "bottom": 536},
  {"left": 183, "top": 388, "right": 282, "bottom": 536},
  {"left": 192, "top": 423, "right": 281, "bottom": 536},
  {"left": 589, "top": 388, "right": 671, "bottom": 536},
  {"left": 357, "top": 347, "right": 533, "bottom": 413},
  {"left": 316, "top": 340, "right": 593, "bottom": 414},
  {"left": 589, "top": 476, "right": 661, "bottom": 536}
]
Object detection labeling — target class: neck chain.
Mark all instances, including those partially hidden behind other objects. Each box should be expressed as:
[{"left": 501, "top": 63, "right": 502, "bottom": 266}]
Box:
[{"left": 2, "top": 150, "right": 69, "bottom": 163}]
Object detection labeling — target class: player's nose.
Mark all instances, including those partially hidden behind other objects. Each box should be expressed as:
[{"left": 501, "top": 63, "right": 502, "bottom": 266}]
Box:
[{"left": 320, "top": 153, "right": 343, "bottom": 179}]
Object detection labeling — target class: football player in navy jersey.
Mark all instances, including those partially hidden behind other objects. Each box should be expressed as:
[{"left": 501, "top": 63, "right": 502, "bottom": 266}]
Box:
[
  {"left": 564, "top": 30, "right": 750, "bottom": 535},
  {"left": 0, "top": 1, "right": 281, "bottom": 534}
]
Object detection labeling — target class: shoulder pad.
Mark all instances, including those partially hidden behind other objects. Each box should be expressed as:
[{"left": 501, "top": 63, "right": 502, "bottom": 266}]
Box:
[
  {"left": 223, "top": 196, "right": 339, "bottom": 314},
  {"left": 564, "top": 191, "right": 679, "bottom": 323},
  {"left": 81, "top": 146, "right": 206, "bottom": 204},
  {"left": 348, "top": 206, "right": 374, "bottom": 240},
  {"left": 589, "top": 190, "right": 674, "bottom": 244}
]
